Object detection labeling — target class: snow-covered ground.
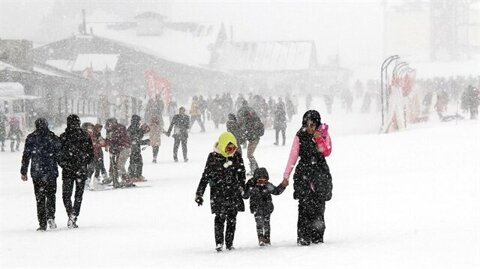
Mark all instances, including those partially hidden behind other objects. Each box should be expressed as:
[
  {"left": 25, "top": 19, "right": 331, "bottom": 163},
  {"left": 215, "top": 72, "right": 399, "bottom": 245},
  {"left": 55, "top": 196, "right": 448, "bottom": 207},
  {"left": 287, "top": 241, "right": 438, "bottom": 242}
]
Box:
[{"left": 1, "top": 100, "right": 479, "bottom": 268}]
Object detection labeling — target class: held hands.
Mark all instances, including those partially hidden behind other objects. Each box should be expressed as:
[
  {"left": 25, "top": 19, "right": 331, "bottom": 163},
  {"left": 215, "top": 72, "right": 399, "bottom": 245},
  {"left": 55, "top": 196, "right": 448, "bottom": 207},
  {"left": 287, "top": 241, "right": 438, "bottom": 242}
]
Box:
[
  {"left": 281, "top": 178, "right": 289, "bottom": 187},
  {"left": 21, "top": 174, "right": 28, "bottom": 181},
  {"left": 195, "top": 196, "right": 203, "bottom": 206}
]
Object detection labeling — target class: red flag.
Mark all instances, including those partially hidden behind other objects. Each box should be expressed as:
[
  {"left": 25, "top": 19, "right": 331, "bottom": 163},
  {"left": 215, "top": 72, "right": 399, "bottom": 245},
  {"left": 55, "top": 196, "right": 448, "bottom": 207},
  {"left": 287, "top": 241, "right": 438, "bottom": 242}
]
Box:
[{"left": 145, "top": 69, "right": 172, "bottom": 106}]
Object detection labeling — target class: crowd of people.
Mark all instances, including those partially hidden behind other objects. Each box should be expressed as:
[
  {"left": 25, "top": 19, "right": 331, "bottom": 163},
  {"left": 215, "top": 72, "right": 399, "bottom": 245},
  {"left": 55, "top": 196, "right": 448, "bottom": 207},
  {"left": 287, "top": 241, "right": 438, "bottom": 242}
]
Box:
[
  {"left": 14, "top": 78, "right": 479, "bottom": 251},
  {"left": 17, "top": 88, "right": 336, "bottom": 252}
]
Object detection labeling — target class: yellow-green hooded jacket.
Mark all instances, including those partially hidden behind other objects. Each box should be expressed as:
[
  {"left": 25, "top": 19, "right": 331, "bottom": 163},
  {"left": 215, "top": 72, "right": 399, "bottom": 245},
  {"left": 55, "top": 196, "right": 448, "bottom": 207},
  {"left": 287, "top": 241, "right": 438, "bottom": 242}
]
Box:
[{"left": 215, "top": 132, "right": 237, "bottom": 158}]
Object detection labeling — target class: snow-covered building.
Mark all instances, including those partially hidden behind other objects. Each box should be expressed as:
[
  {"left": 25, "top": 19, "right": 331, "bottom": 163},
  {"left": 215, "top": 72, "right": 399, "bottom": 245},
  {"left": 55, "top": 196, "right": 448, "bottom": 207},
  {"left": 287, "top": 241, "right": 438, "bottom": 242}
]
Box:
[
  {"left": 211, "top": 40, "right": 320, "bottom": 93},
  {"left": 1, "top": 39, "right": 100, "bottom": 128},
  {"left": 34, "top": 14, "right": 237, "bottom": 103}
]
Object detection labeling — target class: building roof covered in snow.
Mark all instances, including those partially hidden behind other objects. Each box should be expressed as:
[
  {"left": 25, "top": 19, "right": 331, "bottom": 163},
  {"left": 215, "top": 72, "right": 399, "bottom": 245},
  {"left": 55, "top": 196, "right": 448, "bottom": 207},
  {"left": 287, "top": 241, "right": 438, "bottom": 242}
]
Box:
[
  {"left": 86, "top": 19, "right": 227, "bottom": 67},
  {"left": 45, "top": 60, "right": 74, "bottom": 72},
  {"left": 71, "top": 54, "right": 119, "bottom": 72},
  {"left": 213, "top": 41, "right": 318, "bottom": 72}
]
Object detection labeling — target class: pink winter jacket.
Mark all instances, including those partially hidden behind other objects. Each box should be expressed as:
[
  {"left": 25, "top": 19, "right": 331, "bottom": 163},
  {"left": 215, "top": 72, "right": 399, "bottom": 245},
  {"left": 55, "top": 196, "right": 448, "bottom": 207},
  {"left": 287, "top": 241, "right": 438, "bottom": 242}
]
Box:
[{"left": 283, "top": 123, "right": 332, "bottom": 180}]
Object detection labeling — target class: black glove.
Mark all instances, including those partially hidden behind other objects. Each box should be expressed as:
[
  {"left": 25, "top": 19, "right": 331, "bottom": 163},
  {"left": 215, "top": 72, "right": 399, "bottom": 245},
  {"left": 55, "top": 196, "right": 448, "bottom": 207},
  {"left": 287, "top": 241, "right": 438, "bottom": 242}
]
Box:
[{"left": 195, "top": 196, "right": 203, "bottom": 206}]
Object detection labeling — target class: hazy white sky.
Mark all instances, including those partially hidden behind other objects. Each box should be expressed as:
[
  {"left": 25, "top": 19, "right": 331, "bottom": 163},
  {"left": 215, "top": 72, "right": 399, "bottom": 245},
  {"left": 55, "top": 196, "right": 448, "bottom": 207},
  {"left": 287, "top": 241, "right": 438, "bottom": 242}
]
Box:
[{"left": 0, "top": 0, "right": 386, "bottom": 68}]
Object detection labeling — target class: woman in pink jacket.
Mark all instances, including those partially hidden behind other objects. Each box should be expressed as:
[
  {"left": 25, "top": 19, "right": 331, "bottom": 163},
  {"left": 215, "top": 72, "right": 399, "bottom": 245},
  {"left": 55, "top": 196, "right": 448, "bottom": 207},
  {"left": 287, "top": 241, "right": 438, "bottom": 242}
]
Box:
[{"left": 282, "top": 110, "right": 332, "bottom": 246}]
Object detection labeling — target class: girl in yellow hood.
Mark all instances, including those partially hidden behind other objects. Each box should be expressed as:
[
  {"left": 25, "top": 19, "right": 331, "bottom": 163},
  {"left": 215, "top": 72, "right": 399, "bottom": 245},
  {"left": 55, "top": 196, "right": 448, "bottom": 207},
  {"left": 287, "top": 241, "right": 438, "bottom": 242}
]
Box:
[
  {"left": 215, "top": 131, "right": 238, "bottom": 158},
  {"left": 195, "top": 132, "right": 246, "bottom": 252}
]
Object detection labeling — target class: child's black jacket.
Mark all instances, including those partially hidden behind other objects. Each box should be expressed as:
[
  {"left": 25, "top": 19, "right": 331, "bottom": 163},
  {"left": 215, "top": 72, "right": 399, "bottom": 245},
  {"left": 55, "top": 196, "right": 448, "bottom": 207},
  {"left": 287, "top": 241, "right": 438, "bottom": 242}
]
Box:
[{"left": 244, "top": 179, "right": 285, "bottom": 214}]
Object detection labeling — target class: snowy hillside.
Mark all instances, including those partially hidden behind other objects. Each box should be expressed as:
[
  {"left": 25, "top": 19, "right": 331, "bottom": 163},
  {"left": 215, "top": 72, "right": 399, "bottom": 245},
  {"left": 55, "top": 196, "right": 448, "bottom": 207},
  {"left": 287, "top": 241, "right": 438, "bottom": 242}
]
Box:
[{"left": 0, "top": 105, "right": 479, "bottom": 268}]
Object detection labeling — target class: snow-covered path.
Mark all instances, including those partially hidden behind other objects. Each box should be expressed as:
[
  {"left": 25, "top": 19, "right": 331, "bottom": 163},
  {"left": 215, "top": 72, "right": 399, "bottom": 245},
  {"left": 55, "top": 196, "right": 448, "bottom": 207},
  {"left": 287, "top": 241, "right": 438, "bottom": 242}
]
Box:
[{"left": 1, "top": 105, "right": 479, "bottom": 268}]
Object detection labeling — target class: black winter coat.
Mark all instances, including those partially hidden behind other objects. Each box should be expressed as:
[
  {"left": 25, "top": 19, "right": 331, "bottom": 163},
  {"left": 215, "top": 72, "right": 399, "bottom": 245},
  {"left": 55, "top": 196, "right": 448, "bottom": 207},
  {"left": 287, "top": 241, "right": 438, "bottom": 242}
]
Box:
[
  {"left": 237, "top": 106, "right": 264, "bottom": 141},
  {"left": 167, "top": 114, "right": 190, "bottom": 139},
  {"left": 196, "top": 151, "right": 246, "bottom": 214},
  {"left": 293, "top": 129, "right": 332, "bottom": 201},
  {"left": 127, "top": 123, "right": 149, "bottom": 153},
  {"left": 58, "top": 127, "right": 94, "bottom": 173},
  {"left": 244, "top": 180, "right": 285, "bottom": 214},
  {"left": 21, "top": 129, "right": 60, "bottom": 180}
]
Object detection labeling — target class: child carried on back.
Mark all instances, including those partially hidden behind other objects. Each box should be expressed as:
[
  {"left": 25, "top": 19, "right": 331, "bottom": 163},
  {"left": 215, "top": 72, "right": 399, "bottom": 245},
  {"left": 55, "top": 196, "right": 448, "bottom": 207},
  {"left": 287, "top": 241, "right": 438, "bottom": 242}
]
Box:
[{"left": 244, "top": 167, "right": 287, "bottom": 246}]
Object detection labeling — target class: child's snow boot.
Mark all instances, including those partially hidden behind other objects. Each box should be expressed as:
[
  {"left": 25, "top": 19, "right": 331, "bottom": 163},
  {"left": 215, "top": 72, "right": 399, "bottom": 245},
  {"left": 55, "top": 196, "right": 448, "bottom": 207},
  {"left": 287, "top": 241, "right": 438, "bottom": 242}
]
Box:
[{"left": 47, "top": 219, "right": 57, "bottom": 229}]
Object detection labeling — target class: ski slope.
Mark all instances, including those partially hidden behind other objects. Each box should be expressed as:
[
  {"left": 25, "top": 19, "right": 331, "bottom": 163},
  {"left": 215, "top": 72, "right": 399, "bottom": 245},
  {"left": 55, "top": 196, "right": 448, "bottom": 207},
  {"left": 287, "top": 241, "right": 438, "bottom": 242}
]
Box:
[{"left": 1, "top": 102, "right": 479, "bottom": 268}]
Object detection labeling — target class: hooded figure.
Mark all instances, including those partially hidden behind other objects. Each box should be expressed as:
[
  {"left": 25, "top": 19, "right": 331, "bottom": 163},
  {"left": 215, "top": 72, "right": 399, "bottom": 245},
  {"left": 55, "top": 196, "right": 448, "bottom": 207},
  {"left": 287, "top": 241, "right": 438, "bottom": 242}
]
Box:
[
  {"left": 244, "top": 167, "right": 286, "bottom": 246},
  {"left": 21, "top": 118, "right": 60, "bottom": 231},
  {"left": 195, "top": 132, "right": 246, "bottom": 252},
  {"left": 58, "top": 114, "right": 94, "bottom": 229}
]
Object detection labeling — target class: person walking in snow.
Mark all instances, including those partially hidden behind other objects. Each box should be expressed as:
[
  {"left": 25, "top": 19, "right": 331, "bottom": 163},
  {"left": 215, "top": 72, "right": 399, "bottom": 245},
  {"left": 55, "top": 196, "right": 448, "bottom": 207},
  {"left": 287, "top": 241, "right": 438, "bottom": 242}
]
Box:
[
  {"left": 195, "top": 132, "right": 246, "bottom": 252},
  {"left": 149, "top": 115, "right": 163, "bottom": 163},
  {"left": 243, "top": 167, "right": 287, "bottom": 246},
  {"left": 236, "top": 100, "right": 264, "bottom": 174},
  {"left": 226, "top": 113, "right": 245, "bottom": 155},
  {"left": 8, "top": 116, "right": 22, "bottom": 152},
  {"left": 127, "top": 115, "right": 150, "bottom": 182},
  {"left": 190, "top": 96, "right": 206, "bottom": 132},
  {"left": 273, "top": 103, "right": 287, "bottom": 146},
  {"left": 282, "top": 110, "right": 333, "bottom": 245},
  {"left": 58, "top": 114, "right": 94, "bottom": 228},
  {"left": 165, "top": 106, "right": 190, "bottom": 162},
  {"left": 20, "top": 118, "right": 60, "bottom": 231},
  {"left": 105, "top": 118, "right": 132, "bottom": 188}
]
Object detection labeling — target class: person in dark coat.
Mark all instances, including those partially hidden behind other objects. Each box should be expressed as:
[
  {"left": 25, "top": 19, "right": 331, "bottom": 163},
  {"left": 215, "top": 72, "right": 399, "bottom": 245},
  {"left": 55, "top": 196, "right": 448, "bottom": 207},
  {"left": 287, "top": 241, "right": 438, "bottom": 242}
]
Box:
[
  {"left": 105, "top": 118, "right": 132, "bottom": 188},
  {"left": 165, "top": 107, "right": 190, "bottom": 162},
  {"left": 127, "top": 115, "right": 150, "bottom": 182},
  {"left": 282, "top": 110, "right": 333, "bottom": 246},
  {"left": 0, "top": 112, "right": 6, "bottom": 152},
  {"left": 20, "top": 118, "right": 60, "bottom": 231},
  {"left": 244, "top": 167, "right": 287, "bottom": 246},
  {"left": 58, "top": 114, "right": 94, "bottom": 228},
  {"left": 236, "top": 101, "right": 264, "bottom": 174},
  {"left": 226, "top": 113, "right": 245, "bottom": 155},
  {"left": 273, "top": 103, "right": 287, "bottom": 146},
  {"left": 195, "top": 132, "right": 246, "bottom": 252}
]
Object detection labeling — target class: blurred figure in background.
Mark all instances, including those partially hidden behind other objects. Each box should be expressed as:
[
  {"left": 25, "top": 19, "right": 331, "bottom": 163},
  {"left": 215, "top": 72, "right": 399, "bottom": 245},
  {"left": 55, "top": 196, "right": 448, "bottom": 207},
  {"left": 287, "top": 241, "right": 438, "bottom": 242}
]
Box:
[
  {"left": 149, "top": 115, "right": 163, "bottom": 163},
  {"left": 166, "top": 107, "right": 190, "bottom": 162}
]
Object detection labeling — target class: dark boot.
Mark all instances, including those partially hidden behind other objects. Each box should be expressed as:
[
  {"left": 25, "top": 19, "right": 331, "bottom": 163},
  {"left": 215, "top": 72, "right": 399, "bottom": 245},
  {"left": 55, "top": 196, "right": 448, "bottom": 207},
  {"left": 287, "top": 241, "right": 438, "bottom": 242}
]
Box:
[
  {"left": 297, "top": 238, "right": 310, "bottom": 246},
  {"left": 264, "top": 235, "right": 271, "bottom": 246},
  {"left": 258, "top": 235, "right": 266, "bottom": 246}
]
